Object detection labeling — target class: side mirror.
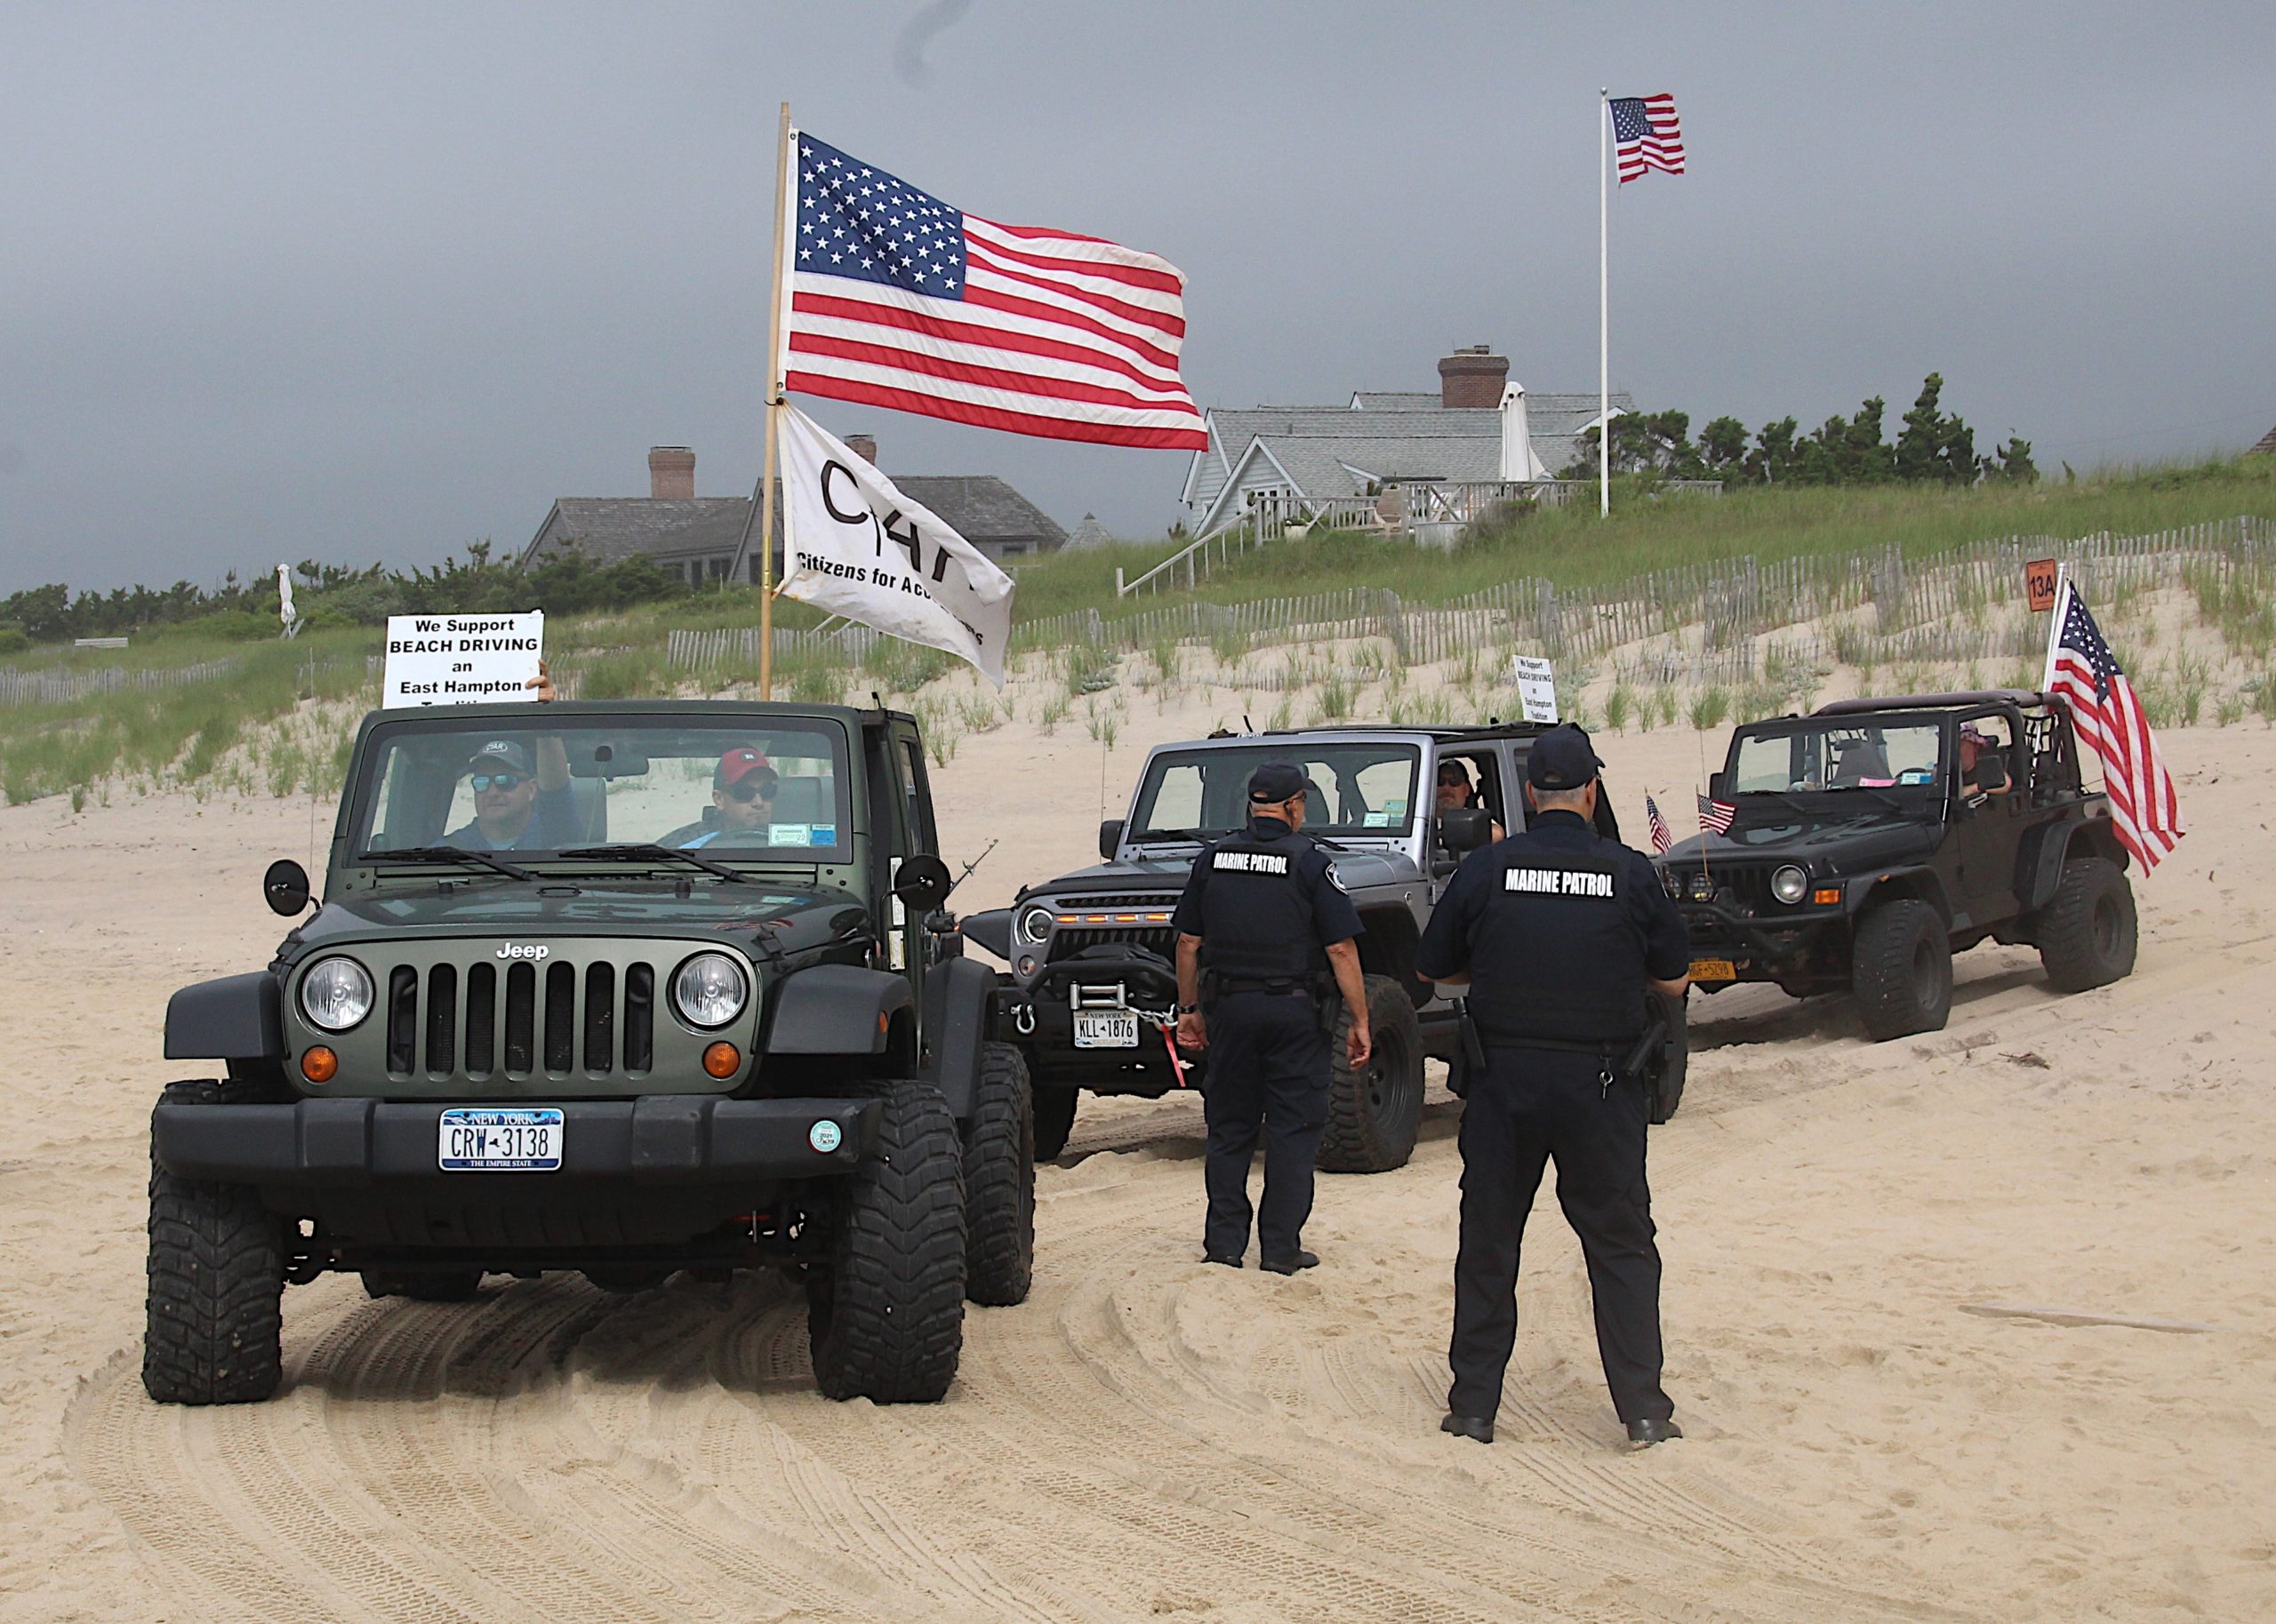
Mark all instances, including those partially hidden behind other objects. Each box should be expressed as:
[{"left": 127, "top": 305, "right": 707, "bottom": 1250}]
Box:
[
  {"left": 1439, "top": 806, "right": 1494, "bottom": 854},
  {"left": 1975, "top": 756, "right": 2010, "bottom": 793},
  {"left": 893, "top": 854, "right": 953, "bottom": 914},
  {"left": 263, "top": 858, "right": 312, "bottom": 916},
  {"left": 1098, "top": 819, "right": 1126, "bottom": 861},
  {"left": 1708, "top": 771, "right": 1732, "bottom": 802}
]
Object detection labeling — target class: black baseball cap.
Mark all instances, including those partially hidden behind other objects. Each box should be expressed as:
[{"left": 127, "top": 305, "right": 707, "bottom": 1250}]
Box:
[
  {"left": 466, "top": 740, "right": 533, "bottom": 774},
  {"left": 1247, "top": 761, "right": 1309, "bottom": 804},
  {"left": 1526, "top": 724, "right": 1604, "bottom": 790}
]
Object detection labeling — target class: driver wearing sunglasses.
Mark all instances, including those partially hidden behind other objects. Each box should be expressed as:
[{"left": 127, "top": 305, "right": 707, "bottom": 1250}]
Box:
[
  {"left": 447, "top": 734, "right": 577, "bottom": 851},
  {"left": 678, "top": 748, "right": 779, "bottom": 847}
]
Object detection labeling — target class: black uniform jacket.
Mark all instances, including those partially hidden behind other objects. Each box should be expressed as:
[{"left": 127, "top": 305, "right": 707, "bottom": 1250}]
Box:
[
  {"left": 1172, "top": 814, "right": 1364, "bottom": 982},
  {"left": 1415, "top": 809, "right": 1688, "bottom": 1045}
]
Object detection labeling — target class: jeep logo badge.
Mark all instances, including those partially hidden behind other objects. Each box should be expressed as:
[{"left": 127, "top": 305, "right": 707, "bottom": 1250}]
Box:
[{"left": 495, "top": 943, "right": 549, "bottom": 961}]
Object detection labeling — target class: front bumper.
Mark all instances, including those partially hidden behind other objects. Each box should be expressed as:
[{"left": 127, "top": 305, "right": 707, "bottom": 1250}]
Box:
[
  {"left": 152, "top": 1094, "right": 882, "bottom": 1186},
  {"left": 1676, "top": 900, "right": 1845, "bottom": 976},
  {"left": 998, "top": 951, "right": 1197, "bottom": 1093}
]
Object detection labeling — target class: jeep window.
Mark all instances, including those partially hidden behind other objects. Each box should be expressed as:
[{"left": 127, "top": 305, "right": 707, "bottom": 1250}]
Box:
[
  {"left": 1128, "top": 742, "right": 1422, "bottom": 839},
  {"left": 354, "top": 716, "right": 851, "bottom": 860},
  {"left": 1731, "top": 722, "right": 1944, "bottom": 796}
]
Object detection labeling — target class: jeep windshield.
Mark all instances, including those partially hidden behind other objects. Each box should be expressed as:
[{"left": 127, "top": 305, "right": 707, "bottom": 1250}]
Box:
[
  {"left": 351, "top": 715, "right": 852, "bottom": 864},
  {"left": 1126, "top": 741, "right": 1422, "bottom": 841},
  {"left": 1727, "top": 720, "right": 1945, "bottom": 812}
]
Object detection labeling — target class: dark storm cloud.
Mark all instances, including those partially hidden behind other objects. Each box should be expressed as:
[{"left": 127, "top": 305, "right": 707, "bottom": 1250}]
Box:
[
  {"left": 893, "top": 0, "right": 974, "bottom": 87},
  {"left": 0, "top": 1, "right": 2271, "bottom": 595}
]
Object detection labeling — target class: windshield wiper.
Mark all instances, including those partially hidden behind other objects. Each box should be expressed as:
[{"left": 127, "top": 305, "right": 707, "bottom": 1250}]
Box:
[
  {"left": 561, "top": 844, "right": 753, "bottom": 884},
  {"left": 360, "top": 844, "right": 537, "bottom": 882},
  {"left": 1129, "top": 828, "right": 1216, "bottom": 844}
]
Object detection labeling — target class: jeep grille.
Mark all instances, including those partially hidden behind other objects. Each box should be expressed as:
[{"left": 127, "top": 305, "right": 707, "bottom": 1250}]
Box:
[
  {"left": 380, "top": 955, "right": 657, "bottom": 1081},
  {"left": 1044, "top": 895, "right": 1182, "bottom": 964}
]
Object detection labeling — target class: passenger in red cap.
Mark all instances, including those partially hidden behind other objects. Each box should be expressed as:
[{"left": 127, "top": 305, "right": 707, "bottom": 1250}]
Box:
[{"left": 678, "top": 748, "right": 778, "bottom": 848}]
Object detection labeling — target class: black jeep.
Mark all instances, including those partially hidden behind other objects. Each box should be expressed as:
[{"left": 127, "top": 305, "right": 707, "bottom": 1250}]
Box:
[
  {"left": 147, "top": 700, "right": 1030, "bottom": 1408},
  {"left": 1656, "top": 690, "right": 2139, "bottom": 1039},
  {"left": 966, "top": 724, "right": 1688, "bottom": 1166}
]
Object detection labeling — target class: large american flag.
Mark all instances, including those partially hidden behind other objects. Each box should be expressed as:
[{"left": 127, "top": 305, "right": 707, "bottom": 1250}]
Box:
[
  {"left": 781, "top": 133, "right": 1207, "bottom": 451},
  {"left": 1610, "top": 94, "right": 1686, "bottom": 184},
  {"left": 2048, "top": 582, "right": 2184, "bottom": 871}
]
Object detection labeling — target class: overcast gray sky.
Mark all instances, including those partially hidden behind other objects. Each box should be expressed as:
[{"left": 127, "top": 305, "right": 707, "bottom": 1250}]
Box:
[{"left": 4, "top": 1, "right": 2271, "bottom": 595}]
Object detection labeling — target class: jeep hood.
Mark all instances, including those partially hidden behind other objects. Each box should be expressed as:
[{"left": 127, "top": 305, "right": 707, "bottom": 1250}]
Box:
[
  {"left": 1018, "top": 843, "right": 1422, "bottom": 900},
  {"left": 284, "top": 883, "right": 875, "bottom": 958},
  {"left": 1663, "top": 815, "right": 1938, "bottom": 868}
]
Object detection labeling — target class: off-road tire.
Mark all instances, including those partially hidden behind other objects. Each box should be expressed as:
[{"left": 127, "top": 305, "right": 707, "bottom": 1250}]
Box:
[
  {"left": 1646, "top": 989, "right": 1689, "bottom": 1125},
  {"left": 807, "top": 1081, "right": 966, "bottom": 1403},
  {"left": 1032, "top": 1080, "right": 1079, "bottom": 1161},
  {"left": 1852, "top": 900, "right": 1953, "bottom": 1041},
  {"left": 1318, "top": 974, "right": 1424, "bottom": 1173},
  {"left": 143, "top": 1079, "right": 286, "bottom": 1405},
  {"left": 361, "top": 1269, "right": 485, "bottom": 1301},
  {"left": 963, "top": 1042, "right": 1036, "bottom": 1307},
  {"left": 2036, "top": 856, "right": 2138, "bottom": 993}
]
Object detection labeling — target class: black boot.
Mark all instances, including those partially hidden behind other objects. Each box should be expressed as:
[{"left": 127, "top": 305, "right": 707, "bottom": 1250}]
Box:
[{"left": 1439, "top": 1412, "right": 1495, "bottom": 1444}]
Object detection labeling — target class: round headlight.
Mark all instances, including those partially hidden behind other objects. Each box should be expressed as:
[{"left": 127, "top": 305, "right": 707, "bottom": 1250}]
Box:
[
  {"left": 1771, "top": 865, "right": 1809, "bottom": 905},
  {"left": 672, "top": 952, "right": 750, "bottom": 1030},
  {"left": 301, "top": 957, "right": 374, "bottom": 1032},
  {"left": 1017, "top": 905, "right": 1056, "bottom": 945},
  {"left": 1660, "top": 868, "right": 1683, "bottom": 900}
]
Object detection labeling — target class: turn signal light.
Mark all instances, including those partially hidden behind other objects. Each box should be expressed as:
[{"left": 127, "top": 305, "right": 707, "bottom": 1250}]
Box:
[
  {"left": 702, "top": 1042, "right": 741, "bottom": 1079},
  {"left": 1813, "top": 887, "right": 1842, "bottom": 906},
  {"left": 300, "top": 1045, "right": 339, "bottom": 1084}
]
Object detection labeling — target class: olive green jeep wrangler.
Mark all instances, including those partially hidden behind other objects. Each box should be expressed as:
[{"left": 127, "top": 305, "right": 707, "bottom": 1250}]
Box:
[{"left": 147, "top": 700, "right": 1031, "bottom": 1407}]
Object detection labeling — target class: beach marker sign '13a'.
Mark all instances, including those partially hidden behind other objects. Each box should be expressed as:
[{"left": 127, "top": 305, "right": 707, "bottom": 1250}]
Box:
[{"left": 382, "top": 612, "right": 545, "bottom": 708}]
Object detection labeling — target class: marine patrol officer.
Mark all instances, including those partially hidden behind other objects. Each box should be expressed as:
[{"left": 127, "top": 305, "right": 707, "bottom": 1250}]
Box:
[
  {"left": 1173, "top": 762, "right": 1372, "bottom": 1273},
  {"left": 1415, "top": 724, "right": 1692, "bottom": 1447}
]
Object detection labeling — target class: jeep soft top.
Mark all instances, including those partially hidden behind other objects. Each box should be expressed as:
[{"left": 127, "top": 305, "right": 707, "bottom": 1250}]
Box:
[
  {"left": 1655, "top": 690, "right": 2137, "bottom": 1038},
  {"left": 145, "top": 699, "right": 1034, "bottom": 1408}
]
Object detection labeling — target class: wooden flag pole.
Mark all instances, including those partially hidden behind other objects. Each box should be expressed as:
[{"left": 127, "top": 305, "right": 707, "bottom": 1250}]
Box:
[
  {"left": 1599, "top": 88, "right": 1611, "bottom": 518},
  {"left": 757, "top": 100, "right": 794, "bottom": 700}
]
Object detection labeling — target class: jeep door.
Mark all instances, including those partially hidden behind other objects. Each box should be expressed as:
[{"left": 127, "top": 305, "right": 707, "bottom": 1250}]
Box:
[{"left": 1951, "top": 707, "right": 2036, "bottom": 920}]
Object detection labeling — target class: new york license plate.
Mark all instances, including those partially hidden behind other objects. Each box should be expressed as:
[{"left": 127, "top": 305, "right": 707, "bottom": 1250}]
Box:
[
  {"left": 1072, "top": 1010, "right": 1141, "bottom": 1049},
  {"left": 1688, "top": 958, "right": 1739, "bottom": 983},
  {"left": 438, "top": 1108, "right": 564, "bottom": 1172}
]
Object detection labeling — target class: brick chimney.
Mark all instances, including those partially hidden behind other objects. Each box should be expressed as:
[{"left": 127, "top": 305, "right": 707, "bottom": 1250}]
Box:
[
  {"left": 647, "top": 445, "right": 695, "bottom": 499},
  {"left": 1438, "top": 346, "right": 1510, "bottom": 410},
  {"left": 844, "top": 433, "right": 878, "bottom": 466}
]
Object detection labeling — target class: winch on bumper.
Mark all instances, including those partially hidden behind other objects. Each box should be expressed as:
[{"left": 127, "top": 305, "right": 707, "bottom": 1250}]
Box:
[{"left": 1000, "top": 944, "right": 1195, "bottom": 1092}]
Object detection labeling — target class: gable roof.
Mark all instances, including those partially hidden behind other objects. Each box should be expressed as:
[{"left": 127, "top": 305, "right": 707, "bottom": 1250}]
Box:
[
  {"left": 891, "top": 476, "right": 1067, "bottom": 547},
  {"left": 522, "top": 498, "right": 752, "bottom": 567},
  {"left": 2253, "top": 423, "right": 2276, "bottom": 457}
]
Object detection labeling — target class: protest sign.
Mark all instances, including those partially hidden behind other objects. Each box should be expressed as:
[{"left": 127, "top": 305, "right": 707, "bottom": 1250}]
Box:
[
  {"left": 383, "top": 612, "right": 545, "bottom": 708},
  {"left": 1511, "top": 655, "right": 1559, "bottom": 724},
  {"left": 775, "top": 406, "right": 1015, "bottom": 686}
]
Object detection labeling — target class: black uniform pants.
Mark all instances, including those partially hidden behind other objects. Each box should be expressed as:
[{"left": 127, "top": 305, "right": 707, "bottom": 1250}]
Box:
[
  {"left": 1201, "top": 990, "right": 1330, "bottom": 1260},
  {"left": 1448, "top": 1045, "right": 1672, "bottom": 1425}
]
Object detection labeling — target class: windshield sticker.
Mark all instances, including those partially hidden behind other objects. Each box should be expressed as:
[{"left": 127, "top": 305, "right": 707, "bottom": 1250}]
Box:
[
  {"left": 809, "top": 823, "right": 837, "bottom": 844},
  {"left": 1363, "top": 812, "right": 1391, "bottom": 828},
  {"left": 1896, "top": 770, "right": 1933, "bottom": 785},
  {"left": 1385, "top": 799, "right": 1407, "bottom": 815},
  {"left": 768, "top": 823, "right": 814, "bottom": 846}
]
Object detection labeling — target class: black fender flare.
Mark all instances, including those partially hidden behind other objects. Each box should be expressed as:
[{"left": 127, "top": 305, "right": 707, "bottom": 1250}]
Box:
[
  {"left": 1845, "top": 867, "right": 1953, "bottom": 924},
  {"left": 765, "top": 964, "right": 914, "bottom": 1059},
  {"left": 919, "top": 956, "right": 997, "bottom": 1121},
  {"left": 164, "top": 972, "right": 284, "bottom": 1061},
  {"left": 2021, "top": 816, "right": 2128, "bottom": 911}
]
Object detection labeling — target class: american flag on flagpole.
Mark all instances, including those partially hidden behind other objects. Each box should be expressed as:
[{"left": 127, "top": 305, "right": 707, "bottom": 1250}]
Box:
[
  {"left": 1646, "top": 793, "right": 1673, "bottom": 854},
  {"left": 2047, "top": 582, "right": 2184, "bottom": 871},
  {"left": 781, "top": 133, "right": 1207, "bottom": 451},
  {"left": 1610, "top": 94, "right": 1685, "bottom": 183},
  {"left": 1697, "top": 793, "right": 1735, "bottom": 835}
]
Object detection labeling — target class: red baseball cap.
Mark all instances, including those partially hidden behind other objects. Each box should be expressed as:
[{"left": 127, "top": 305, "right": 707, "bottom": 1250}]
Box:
[{"left": 715, "top": 748, "right": 775, "bottom": 788}]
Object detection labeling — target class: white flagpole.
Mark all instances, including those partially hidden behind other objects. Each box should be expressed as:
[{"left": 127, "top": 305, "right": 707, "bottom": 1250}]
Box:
[
  {"left": 757, "top": 100, "right": 795, "bottom": 700},
  {"left": 1599, "top": 88, "right": 1610, "bottom": 518},
  {"left": 2038, "top": 562, "right": 2072, "bottom": 693}
]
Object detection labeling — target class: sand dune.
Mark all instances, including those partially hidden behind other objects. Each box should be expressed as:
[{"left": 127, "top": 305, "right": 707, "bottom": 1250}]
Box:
[{"left": 4, "top": 709, "right": 2272, "bottom": 1622}]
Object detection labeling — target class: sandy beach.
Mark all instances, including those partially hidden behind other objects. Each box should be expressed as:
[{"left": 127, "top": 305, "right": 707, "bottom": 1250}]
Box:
[{"left": 4, "top": 700, "right": 2272, "bottom": 1623}]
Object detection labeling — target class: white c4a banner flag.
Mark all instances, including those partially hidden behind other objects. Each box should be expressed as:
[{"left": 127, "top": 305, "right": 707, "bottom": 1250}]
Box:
[{"left": 777, "top": 406, "right": 1016, "bottom": 686}]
